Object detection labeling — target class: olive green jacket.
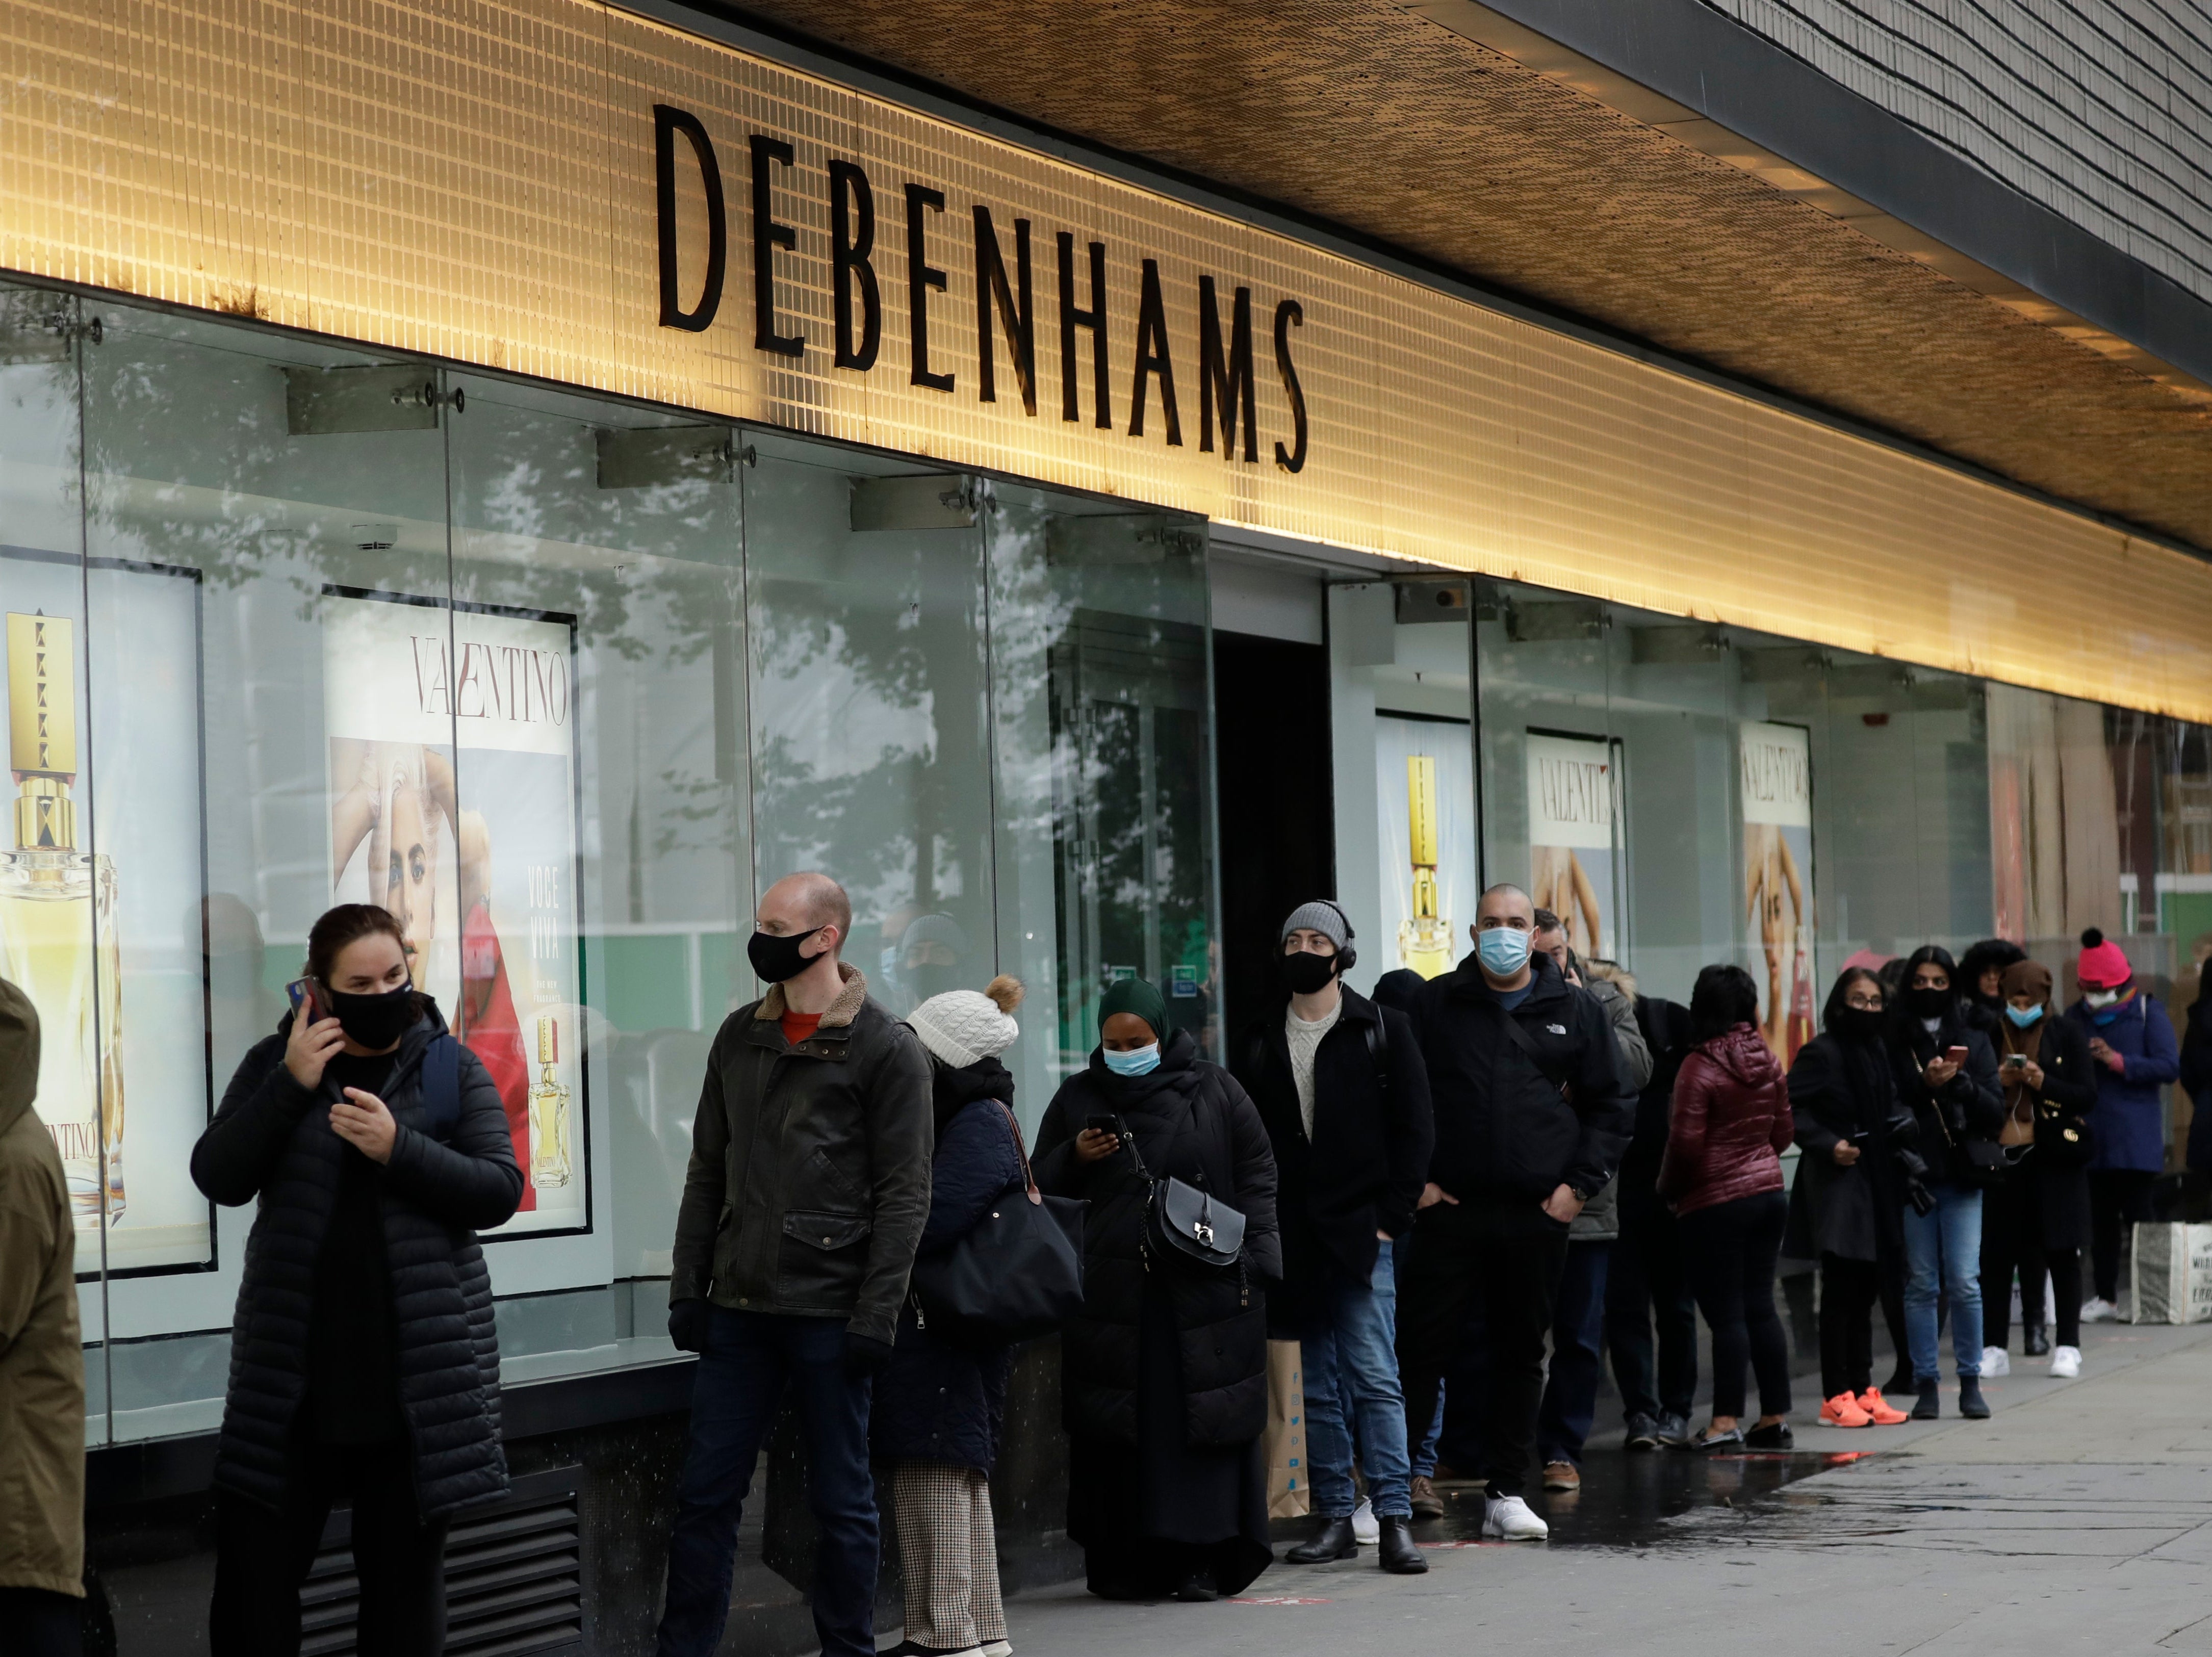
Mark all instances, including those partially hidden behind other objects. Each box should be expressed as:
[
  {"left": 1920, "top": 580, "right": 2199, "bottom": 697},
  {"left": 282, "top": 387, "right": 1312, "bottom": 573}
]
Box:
[{"left": 0, "top": 977, "right": 84, "bottom": 1598}]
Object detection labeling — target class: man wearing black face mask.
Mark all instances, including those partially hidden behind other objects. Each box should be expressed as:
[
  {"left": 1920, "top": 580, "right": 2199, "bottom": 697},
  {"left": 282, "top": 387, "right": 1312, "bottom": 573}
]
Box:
[
  {"left": 1231, "top": 902, "right": 1433, "bottom": 1575},
  {"left": 659, "top": 872, "right": 933, "bottom": 1657}
]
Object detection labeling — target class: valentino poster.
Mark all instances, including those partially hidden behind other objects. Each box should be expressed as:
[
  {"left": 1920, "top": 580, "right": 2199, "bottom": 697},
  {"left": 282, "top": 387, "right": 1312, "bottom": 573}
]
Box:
[
  {"left": 1526, "top": 731, "right": 1621, "bottom": 962},
  {"left": 323, "top": 591, "right": 587, "bottom": 1236},
  {"left": 1375, "top": 715, "right": 1475, "bottom": 978},
  {"left": 1, "top": 548, "right": 211, "bottom": 1274},
  {"left": 1740, "top": 720, "right": 1815, "bottom": 1064}
]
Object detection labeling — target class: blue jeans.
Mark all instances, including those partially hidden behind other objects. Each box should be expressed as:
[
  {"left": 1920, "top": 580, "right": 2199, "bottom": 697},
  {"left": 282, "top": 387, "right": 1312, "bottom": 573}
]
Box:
[
  {"left": 657, "top": 1308, "right": 878, "bottom": 1657},
  {"left": 1537, "top": 1239, "right": 1612, "bottom": 1466},
  {"left": 1903, "top": 1183, "right": 1984, "bottom": 1384},
  {"left": 1299, "top": 1240, "right": 1413, "bottom": 1518}
]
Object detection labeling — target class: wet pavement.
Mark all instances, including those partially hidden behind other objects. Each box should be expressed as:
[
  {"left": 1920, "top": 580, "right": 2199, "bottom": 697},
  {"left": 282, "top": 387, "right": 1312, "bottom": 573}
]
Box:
[{"left": 991, "top": 1318, "right": 2212, "bottom": 1655}]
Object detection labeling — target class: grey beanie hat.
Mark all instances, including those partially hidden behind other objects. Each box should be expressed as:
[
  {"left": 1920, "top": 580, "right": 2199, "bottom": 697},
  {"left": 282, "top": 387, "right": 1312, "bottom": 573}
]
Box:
[{"left": 1281, "top": 900, "right": 1351, "bottom": 950}]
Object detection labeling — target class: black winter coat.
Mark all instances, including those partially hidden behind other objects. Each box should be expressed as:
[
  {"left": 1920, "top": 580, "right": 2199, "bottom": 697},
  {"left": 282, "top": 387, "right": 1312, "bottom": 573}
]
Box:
[
  {"left": 1230, "top": 988, "right": 1431, "bottom": 1310},
  {"left": 1624, "top": 996, "right": 1694, "bottom": 1176},
  {"left": 1786, "top": 1031, "right": 1919, "bottom": 1262},
  {"left": 871, "top": 1060, "right": 1027, "bottom": 1471},
  {"left": 668, "top": 966, "right": 934, "bottom": 1346},
  {"left": 1991, "top": 1012, "right": 2096, "bottom": 1252},
  {"left": 1033, "top": 1030, "right": 1280, "bottom": 1450},
  {"left": 1890, "top": 1009, "right": 2004, "bottom": 1185},
  {"left": 2181, "top": 990, "right": 2212, "bottom": 1174},
  {"left": 191, "top": 1002, "right": 523, "bottom": 1517},
  {"left": 1410, "top": 952, "right": 1636, "bottom": 1203}
]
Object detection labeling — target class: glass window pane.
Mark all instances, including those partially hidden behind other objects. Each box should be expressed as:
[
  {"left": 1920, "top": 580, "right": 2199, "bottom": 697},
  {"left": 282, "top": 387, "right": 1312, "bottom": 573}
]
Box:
[
  {"left": 985, "top": 486, "right": 1215, "bottom": 1116},
  {"left": 77, "top": 300, "right": 453, "bottom": 1440}
]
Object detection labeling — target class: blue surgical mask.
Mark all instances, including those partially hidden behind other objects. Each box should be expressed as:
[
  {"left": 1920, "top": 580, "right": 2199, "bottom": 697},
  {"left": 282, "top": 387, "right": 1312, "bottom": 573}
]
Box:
[
  {"left": 2005, "top": 1003, "right": 2043, "bottom": 1029},
  {"left": 1102, "top": 1043, "right": 1161, "bottom": 1077},
  {"left": 1476, "top": 926, "right": 1533, "bottom": 977}
]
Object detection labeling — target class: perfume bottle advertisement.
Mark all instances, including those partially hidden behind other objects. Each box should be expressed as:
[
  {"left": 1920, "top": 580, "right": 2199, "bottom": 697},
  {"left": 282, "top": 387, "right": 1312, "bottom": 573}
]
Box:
[
  {"left": 2, "top": 547, "right": 214, "bottom": 1275},
  {"left": 1525, "top": 730, "right": 1622, "bottom": 962},
  {"left": 1374, "top": 714, "right": 1476, "bottom": 979},
  {"left": 1741, "top": 720, "right": 1815, "bottom": 1065},
  {"left": 322, "top": 590, "right": 587, "bottom": 1236}
]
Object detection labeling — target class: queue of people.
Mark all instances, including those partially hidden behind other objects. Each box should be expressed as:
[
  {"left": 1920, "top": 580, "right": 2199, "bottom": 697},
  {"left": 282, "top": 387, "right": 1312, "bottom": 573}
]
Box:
[{"left": 0, "top": 871, "right": 2178, "bottom": 1656}]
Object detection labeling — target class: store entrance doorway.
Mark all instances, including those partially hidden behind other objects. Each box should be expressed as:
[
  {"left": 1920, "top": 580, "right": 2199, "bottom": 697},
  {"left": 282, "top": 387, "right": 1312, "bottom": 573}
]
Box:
[{"left": 1214, "top": 630, "right": 1335, "bottom": 1044}]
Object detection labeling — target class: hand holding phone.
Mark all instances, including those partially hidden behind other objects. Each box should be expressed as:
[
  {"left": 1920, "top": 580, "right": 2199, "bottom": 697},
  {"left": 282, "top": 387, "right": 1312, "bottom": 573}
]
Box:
[
  {"left": 2002, "top": 1052, "right": 2028, "bottom": 1072},
  {"left": 1076, "top": 1114, "right": 1123, "bottom": 1164},
  {"left": 284, "top": 977, "right": 346, "bottom": 1091},
  {"left": 1944, "top": 1045, "right": 1971, "bottom": 1067}
]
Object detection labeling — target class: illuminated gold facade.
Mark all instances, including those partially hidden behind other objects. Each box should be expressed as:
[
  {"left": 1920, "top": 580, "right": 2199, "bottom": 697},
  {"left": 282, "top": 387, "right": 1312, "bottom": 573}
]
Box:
[{"left": 9, "top": 0, "right": 2211, "bottom": 718}]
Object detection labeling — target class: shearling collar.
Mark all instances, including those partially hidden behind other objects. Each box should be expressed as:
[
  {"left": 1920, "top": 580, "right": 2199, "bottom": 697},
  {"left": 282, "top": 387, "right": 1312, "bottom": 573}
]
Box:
[{"left": 755, "top": 961, "right": 869, "bottom": 1030}]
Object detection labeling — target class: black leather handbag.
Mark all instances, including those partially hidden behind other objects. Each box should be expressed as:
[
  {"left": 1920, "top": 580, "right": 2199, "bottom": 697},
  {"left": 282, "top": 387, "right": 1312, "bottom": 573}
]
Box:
[
  {"left": 2034, "top": 1101, "right": 2095, "bottom": 1169},
  {"left": 1121, "top": 1122, "right": 1246, "bottom": 1270},
  {"left": 910, "top": 1104, "right": 1086, "bottom": 1345}
]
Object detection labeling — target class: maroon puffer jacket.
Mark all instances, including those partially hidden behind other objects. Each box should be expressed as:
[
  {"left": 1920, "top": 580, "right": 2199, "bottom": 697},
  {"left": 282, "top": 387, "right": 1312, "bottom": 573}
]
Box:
[{"left": 1657, "top": 1024, "right": 1793, "bottom": 1216}]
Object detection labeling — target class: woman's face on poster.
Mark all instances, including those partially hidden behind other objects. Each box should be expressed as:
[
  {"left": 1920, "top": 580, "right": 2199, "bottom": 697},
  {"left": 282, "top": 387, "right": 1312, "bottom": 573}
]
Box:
[{"left": 382, "top": 757, "right": 439, "bottom": 988}]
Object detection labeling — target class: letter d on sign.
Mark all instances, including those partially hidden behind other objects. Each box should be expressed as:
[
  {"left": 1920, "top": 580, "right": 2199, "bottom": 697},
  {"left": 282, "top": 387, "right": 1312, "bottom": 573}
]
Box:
[{"left": 655, "top": 105, "right": 727, "bottom": 332}]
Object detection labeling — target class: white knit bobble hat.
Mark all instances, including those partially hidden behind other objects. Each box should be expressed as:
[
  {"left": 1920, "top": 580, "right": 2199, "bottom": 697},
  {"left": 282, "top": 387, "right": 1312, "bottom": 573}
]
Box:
[{"left": 909, "top": 975, "right": 1023, "bottom": 1067}]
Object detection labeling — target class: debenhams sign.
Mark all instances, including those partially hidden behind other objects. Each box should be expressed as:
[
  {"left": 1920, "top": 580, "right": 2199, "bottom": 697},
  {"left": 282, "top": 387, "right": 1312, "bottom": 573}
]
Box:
[{"left": 646, "top": 102, "right": 1310, "bottom": 474}]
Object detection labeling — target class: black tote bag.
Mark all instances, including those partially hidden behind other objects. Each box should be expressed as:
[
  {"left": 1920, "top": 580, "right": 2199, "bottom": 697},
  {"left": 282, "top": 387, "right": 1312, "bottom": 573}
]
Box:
[{"left": 910, "top": 1103, "right": 1087, "bottom": 1345}]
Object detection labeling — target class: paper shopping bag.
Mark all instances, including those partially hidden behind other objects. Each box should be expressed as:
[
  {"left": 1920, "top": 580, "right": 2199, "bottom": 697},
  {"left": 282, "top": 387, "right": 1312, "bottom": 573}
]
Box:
[{"left": 1265, "top": 1338, "right": 1310, "bottom": 1519}]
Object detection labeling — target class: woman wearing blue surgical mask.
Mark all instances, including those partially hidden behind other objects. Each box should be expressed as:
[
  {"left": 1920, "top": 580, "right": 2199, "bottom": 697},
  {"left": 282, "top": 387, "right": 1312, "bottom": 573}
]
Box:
[
  {"left": 1033, "top": 977, "right": 1282, "bottom": 1606},
  {"left": 2066, "top": 929, "right": 2180, "bottom": 1323}
]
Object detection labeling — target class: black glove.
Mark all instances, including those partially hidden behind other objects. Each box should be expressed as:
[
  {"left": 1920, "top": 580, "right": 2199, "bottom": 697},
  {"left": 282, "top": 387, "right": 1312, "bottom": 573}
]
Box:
[
  {"left": 843, "top": 1332, "right": 894, "bottom": 1379},
  {"left": 668, "top": 1298, "right": 711, "bottom": 1354}
]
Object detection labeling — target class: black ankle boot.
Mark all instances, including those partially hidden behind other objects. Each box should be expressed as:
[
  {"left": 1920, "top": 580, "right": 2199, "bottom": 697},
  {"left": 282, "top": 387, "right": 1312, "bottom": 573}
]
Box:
[
  {"left": 1175, "top": 1568, "right": 1219, "bottom": 1602},
  {"left": 2024, "top": 1327, "right": 2051, "bottom": 1357},
  {"left": 1378, "top": 1515, "right": 1429, "bottom": 1574},
  {"left": 1959, "top": 1377, "right": 1991, "bottom": 1418},
  {"left": 1287, "top": 1515, "right": 1358, "bottom": 1563},
  {"left": 1912, "top": 1380, "right": 1940, "bottom": 1420}
]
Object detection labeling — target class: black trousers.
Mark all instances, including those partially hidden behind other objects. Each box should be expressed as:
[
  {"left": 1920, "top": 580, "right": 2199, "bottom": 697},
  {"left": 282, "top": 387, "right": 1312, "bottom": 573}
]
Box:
[
  {"left": 0, "top": 1587, "right": 82, "bottom": 1656},
  {"left": 2089, "top": 1168, "right": 2156, "bottom": 1303},
  {"left": 1396, "top": 1196, "right": 1570, "bottom": 1497},
  {"left": 1983, "top": 1167, "right": 2084, "bottom": 1347},
  {"left": 1605, "top": 1176, "right": 1699, "bottom": 1422},
  {"left": 1818, "top": 1253, "right": 1883, "bottom": 1399},
  {"left": 210, "top": 1442, "right": 450, "bottom": 1656},
  {"left": 1678, "top": 1190, "right": 1791, "bottom": 1421}
]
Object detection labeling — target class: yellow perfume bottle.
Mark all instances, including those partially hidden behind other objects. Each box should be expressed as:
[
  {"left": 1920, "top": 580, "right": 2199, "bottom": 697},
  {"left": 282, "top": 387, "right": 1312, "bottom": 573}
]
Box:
[
  {"left": 0, "top": 613, "right": 125, "bottom": 1222},
  {"left": 528, "top": 1012, "right": 571, "bottom": 1189},
  {"left": 1398, "top": 754, "right": 1456, "bottom": 978}
]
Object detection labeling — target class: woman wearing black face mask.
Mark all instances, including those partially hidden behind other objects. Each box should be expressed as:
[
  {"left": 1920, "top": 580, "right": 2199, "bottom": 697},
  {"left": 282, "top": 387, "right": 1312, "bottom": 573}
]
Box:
[
  {"left": 1786, "top": 969, "right": 1923, "bottom": 1428},
  {"left": 1888, "top": 946, "right": 2005, "bottom": 1421},
  {"left": 191, "top": 903, "right": 523, "bottom": 1655}
]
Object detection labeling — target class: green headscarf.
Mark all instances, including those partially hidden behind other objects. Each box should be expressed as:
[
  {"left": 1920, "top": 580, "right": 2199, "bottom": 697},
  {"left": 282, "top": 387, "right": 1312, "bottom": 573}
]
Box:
[{"left": 1097, "top": 975, "right": 1169, "bottom": 1044}]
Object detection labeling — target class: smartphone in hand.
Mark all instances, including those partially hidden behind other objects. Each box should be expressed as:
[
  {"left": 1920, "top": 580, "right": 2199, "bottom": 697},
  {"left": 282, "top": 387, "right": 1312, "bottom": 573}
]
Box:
[
  {"left": 1943, "top": 1045, "right": 1970, "bottom": 1067},
  {"left": 286, "top": 977, "right": 317, "bottom": 1019},
  {"left": 1085, "top": 1113, "right": 1123, "bottom": 1140}
]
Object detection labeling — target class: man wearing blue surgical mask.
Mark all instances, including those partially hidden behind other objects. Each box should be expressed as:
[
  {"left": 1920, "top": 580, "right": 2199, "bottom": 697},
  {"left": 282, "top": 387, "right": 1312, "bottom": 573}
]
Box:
[{"left": 1394, "top": 884, "right": 1636, "bottom": 1542}]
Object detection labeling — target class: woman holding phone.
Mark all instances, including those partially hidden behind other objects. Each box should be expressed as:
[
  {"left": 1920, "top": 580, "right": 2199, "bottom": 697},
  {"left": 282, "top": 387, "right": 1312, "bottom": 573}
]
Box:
[
  {"left": 190, "top": 903, "right": 523, "bottom": 1655},
  {"left": 1888, "top": 946, "right": 2004, "bottom": 1420},
  {"left": 1981, "top": 960, "right": 2096, "bottom": 1378},
  {"left": 1032, "top": 977, "right": 1280, "bottom": 1606}
]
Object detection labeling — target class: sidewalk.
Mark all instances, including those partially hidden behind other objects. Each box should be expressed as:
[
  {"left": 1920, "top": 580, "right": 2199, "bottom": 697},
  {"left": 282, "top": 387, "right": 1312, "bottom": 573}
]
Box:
[{"left": 991, "top": 1317, "right": 2212, "bottom": 1655}]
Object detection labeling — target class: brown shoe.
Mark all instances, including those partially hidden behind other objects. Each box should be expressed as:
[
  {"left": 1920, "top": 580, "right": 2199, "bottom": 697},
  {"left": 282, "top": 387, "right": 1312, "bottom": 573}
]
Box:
[
  {"left": 1541, "top": 1460, "right": 1581, "bottom": 1492},
  {"left": 1409, "top": 1474, "right": 1445, "bottom": 1520}
]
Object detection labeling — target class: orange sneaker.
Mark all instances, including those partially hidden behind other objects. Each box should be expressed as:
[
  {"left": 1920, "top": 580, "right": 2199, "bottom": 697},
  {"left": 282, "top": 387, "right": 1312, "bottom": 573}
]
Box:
[
  {"left": 1820, "top": 1392, "right": 1873, "bottom": 1428},
  {"left": 1857, "top": 1387, "right": 1909, "bottom": 1426}
]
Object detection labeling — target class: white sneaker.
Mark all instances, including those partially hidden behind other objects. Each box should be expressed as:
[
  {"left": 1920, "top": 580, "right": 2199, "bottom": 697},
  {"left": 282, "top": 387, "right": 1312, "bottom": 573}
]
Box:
[
  {"left": 983, "top": 1645, "right": 1013, "bottom": 1657},
  {"left": 2049, "top": 1344, "right": 2082, "bottom": 1380},
  {"left": 1351, "top": 1495, "right": 1380, "bottom": 1544},
  {"left": 2081, "top": 1296, "right": 2119, "bottom": 1324},
  {"left": 1981, "top": 1345, "right": 2011, "bottom": 1377},
  {"left": 1481, "top": 1493, "right": 1550, "bottom": 1541}
]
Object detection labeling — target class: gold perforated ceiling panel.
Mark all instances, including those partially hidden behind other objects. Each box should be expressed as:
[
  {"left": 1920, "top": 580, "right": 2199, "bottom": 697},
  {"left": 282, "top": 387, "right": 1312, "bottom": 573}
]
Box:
[{"left": 7, "top": 0, "right": 2211, "bottom": 719}]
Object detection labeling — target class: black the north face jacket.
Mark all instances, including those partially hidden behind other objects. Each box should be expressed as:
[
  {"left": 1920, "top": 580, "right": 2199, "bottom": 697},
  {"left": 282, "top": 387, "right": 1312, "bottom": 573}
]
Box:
[
  {"left": 191, "top": 1001, "right": 523, "bottom": 1518},
  {"left": 1411, "top": 951, "right": 1636, "bottom": 1204},
  {"left": 668, "top": 965, "right": 934, "bottom": 1347}
]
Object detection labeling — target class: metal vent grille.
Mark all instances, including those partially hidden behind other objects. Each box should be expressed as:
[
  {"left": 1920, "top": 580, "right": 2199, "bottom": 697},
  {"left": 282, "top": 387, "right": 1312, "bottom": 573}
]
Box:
[{"left": 299, "top": 1470, "right": 584, "bottom": 1657}]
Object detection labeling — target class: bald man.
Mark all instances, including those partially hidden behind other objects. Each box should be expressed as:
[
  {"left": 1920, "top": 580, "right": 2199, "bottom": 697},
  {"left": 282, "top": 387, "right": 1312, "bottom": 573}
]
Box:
[
  {"left": 1395, "top": 883, "right": 1635, "bottom": 1540},
  {"left": 659, "top": 872, "right": 933, "bottom": 1657}
]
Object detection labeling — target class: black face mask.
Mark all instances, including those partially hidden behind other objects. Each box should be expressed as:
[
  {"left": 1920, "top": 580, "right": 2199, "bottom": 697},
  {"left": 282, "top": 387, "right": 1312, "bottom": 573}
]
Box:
[
  {"left": 324, "top": 982, "right": 419, "bottom": 1050},
  {"left": 1281, "top": 950, "right": 1339, "bottom": 995},
  {"left": 1831, "top": 1006, "right": 1886, "bottom": 1044},
  {"left": 748, "top": 925, "right": 824, "bottom": 985},
  {"left": 1908, "top": 986, "right": 1952, "bottom": 1021}
]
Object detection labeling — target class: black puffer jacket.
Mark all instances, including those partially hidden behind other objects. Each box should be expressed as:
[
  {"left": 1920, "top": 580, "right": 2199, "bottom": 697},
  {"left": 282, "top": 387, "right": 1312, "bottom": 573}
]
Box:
[
  {"left": 1410, "top": 951, "right": 1636, "bottom": 1203},
  {"left": 1231, "top": 987, "right": 1432, "bottom": 1311},
  {"left": 191, "top": 1002, "right": 523, "bottom": 1517},
  {"left": 1033, "top": 1030, "right": 1280, "bottom": 1450},
  {"left": 1889, "top": 1008, "right": 2004, "bottom": 1185},
  {"left": 871, "top": 1059, "right": 1026, "bottom": 1472}
]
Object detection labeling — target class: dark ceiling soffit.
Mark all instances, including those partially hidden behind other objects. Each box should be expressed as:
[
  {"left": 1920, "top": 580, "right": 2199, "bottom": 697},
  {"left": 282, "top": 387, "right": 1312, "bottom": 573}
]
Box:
[
  {"left": 1459, "top": 0, "right": 2212, "bottom": 396},
  {"left": 615, "top": 0, "right": 2206, "bottom": 560}
]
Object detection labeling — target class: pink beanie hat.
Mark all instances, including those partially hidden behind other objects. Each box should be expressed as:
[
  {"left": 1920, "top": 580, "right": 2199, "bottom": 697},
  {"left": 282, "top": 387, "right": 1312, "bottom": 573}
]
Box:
[{"left": 2076, "top": 928, "right": 2131, "bottom": 990}]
